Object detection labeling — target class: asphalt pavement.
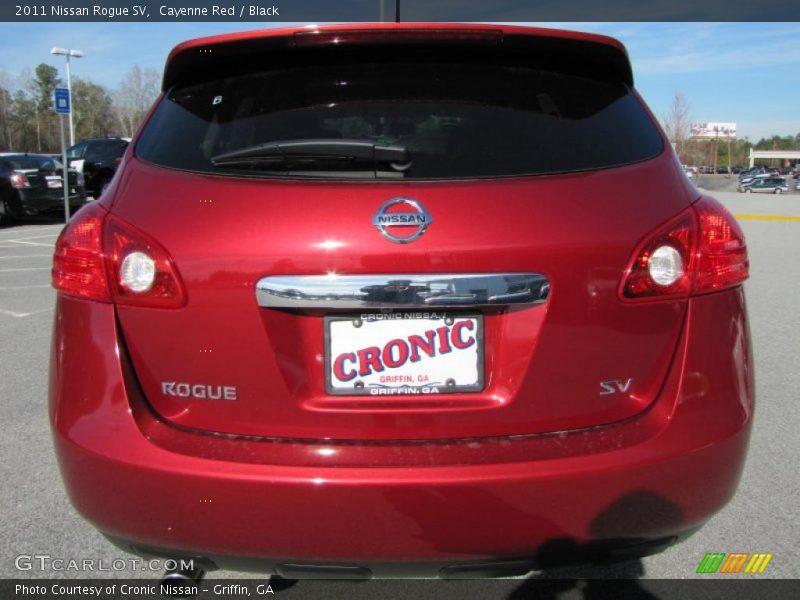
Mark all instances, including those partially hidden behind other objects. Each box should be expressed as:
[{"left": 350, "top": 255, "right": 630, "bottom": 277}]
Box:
[{"left": 0, "top": 186, "right": 798, "bottom": 591}]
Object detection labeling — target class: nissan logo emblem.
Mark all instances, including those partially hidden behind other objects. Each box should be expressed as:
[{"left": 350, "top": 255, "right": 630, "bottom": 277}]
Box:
[{"left": 372, "top": 197, "right": 432, "bottom": 244}]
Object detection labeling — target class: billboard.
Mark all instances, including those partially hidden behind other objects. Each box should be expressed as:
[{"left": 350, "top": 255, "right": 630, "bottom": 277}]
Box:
[{"left": 690, "top": 122, "right": 737, "bottom": 139}]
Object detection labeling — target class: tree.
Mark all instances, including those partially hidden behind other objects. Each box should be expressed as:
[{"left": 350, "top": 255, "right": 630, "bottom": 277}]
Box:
[
  {"left": 10, "top": 90, "right": 38, "bottom": 152},
  {"left": 0, "top": 85, "right": 12, "bottom": 150},
  {"left": 662, "top": 92, "right": 692, "bottom": 162},
  {"left": 32, "top": 64, "right": 61, "bottom": 112},
  {"left": 30, "top": 64, "right": 62, "bottom": 151},
  {"left": 113, "top": 65, "right": 160, "bottom": 137},
  {"left": 72, "top": 78, "right": 115, "bottom": 140}
]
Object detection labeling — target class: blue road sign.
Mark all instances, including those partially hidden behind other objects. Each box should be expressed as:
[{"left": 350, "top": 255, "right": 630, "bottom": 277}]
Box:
[{"left": 54, "top": 87, "right": 70, "bottom": 114}]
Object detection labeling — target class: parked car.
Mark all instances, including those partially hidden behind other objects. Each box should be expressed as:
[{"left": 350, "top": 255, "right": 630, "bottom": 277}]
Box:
[
  {"left": 715, "top": 166, "right": 729, "bottom": 174},
  {"left": 66, "top": 136, "right": 129, "bottom": 198},
  {"left": 738, "top": 177, "right": 788, "bottom": 194},
  {"left": 50, "top": 24, "right": 753, "bottom": 580},
  {"left": 0, "top": 153, "right": 86, "bottom": 225},
  {"left": 739, "top": 173, "right": 770, "bottom": 186},
  {"left": 739, "top": 167, "right": 765, "bottom": 180}
]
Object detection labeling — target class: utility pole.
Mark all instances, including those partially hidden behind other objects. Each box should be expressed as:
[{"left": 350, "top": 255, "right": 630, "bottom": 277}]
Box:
[
  {"left": 54, "top": 87, "right": 71, "bottom": 222},
  {"left": 50, "top": 47, "right": 84, "bottom": 147}
]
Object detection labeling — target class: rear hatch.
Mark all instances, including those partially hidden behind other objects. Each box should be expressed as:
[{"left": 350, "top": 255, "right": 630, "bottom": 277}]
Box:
[{"left": 111, "top": 26, "right": 694, "bottom": 440}]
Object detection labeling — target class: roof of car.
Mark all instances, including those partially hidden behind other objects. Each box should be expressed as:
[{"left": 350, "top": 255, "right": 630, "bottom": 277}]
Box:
[
  {"left": 0, "top": 152, "right": 55, "bottom": 158},
  {"left": 163, "top": 23, "right": 633, "bottom": 91},
  {"left": 71, "top": 137, "right": 130, "bottom": 144}
]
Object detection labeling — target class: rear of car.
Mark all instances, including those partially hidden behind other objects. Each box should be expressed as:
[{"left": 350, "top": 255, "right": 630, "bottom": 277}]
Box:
[
  {"left": 49, "top": 24, "right": 753, "bottom": 577},
  {"left": 0, "top": 154, "right": 86, "bottom": 224}
]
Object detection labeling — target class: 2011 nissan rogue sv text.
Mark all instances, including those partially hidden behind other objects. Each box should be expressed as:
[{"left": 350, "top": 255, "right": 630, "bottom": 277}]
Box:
[{"left": 49, "top": 24, "right": 753, "bottom": 579}]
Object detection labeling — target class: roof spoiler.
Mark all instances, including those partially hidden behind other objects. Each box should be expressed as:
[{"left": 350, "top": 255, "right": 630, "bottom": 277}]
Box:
[{"left": 162, "top": 24, "right": 633, "bottom": 91}]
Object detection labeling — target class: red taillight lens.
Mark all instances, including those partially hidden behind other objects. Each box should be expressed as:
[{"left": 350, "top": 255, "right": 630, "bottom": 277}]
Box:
[
  {"left": 620, "top": 196, "right": 748, "bottom": 301},
  {"left": 52, "top": 205, "right": 186, "bottom": 308},
  {"left": 9, "top": 173, "right": 30, "bottom": 188},
  {"left": 52, "top": 203, "right": 111, "bottom": 302},
  {"left": 693, "top": 196, "right": 749, "bottom": 293}
]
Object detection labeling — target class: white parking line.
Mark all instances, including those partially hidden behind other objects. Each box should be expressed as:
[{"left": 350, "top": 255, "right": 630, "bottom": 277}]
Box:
[
  {"left": 0, "top": 307, "right": 53, "bottom": 318},
  {"left": 0, "top": 267, "right": 51, "bottom": 272},
  {"left": 4, "top": 233, "right": 60, "bottom": 241},
  {"left": 0, "top": 255, "right": 52, "bottom": 259},
  {"left": 0, "top": 284, "right": 52, "bottom": 290},
  {"left": 3, "top": 240, "right": 54, "bottom": 247},
  {"left": 0, "top": 227, "right": 63, "bottom": 239}
]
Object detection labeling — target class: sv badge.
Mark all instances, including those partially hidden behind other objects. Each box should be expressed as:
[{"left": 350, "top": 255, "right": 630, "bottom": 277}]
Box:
[{"left": 599, "top": 378, "right": 633, "bottom": 396}]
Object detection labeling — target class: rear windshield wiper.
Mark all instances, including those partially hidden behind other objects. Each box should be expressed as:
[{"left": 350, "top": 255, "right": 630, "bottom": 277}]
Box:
[{"left": 210, "top": 139, "right": 408, "bottom": 167}]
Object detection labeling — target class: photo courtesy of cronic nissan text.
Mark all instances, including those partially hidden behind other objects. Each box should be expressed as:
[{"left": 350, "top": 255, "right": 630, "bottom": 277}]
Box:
[{"left": 0, "top": 1, "right": 798, "bottom": 599}]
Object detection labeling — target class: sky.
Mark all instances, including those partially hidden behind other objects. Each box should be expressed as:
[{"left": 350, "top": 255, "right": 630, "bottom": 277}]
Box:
[{"left": 0, "top": 21, "right": 798, "bottom": 141}]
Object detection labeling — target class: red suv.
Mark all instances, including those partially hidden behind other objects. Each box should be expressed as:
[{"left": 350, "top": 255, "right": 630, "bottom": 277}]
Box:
[{"left": 50, "top": 24, "right": 753, "bottom": 580}]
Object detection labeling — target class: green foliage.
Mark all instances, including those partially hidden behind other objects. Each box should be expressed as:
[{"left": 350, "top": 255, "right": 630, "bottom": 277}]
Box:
[
  {"left": 72, "top": 78, "right": 115, "bottom": 140},
  {"left": 753, "top": 135, "right": 798, "bottom": 151},
  {"left": 33, "top": 63, "right": 61, "bottom": 112},
  {"left": 11, "top": 90, "right": 38, "bottom": 152}
]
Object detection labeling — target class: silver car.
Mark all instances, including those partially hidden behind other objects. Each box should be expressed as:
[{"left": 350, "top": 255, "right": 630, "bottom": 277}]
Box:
[{"left": 738, "top": 177, "right": 788, "bottom": 194}]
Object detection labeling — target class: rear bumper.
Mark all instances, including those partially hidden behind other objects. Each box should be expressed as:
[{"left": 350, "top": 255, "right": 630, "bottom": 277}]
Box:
[
  {"left": 49, "top": 288, "right": 753, "bottom": 573},
  {"left": 5, "top": 188, "right": 86, "bottom": 217}
]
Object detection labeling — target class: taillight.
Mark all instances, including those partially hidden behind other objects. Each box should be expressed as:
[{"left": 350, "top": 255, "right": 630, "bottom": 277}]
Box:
[
  {"left": 52, "top": 203, "right": 110, "bottom": 302},
  {"left": 104, "top": 216, "right": 186, "bottom": 308},
  {"left": 52, "top": 205, "right": 186, "bottom": 308},
  {"left": 620, "top": 196, "right": 748, "bottom": 301},
  {"left": 693, "top": 196, "right": 749, "bottom": 293},
  {"left": 9, "top": 173, "right": 30, "bottom": 188},
  {"left": 620, "top": 211, "right": 695, "bottom": 300}
]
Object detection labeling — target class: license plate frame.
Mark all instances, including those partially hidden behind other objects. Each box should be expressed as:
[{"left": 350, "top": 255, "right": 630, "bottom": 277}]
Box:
[{"left": 324, "top": 311, "right": 484, "bottom": 396}]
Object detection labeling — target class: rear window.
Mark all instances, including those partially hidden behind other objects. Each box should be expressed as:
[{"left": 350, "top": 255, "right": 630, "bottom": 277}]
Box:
[
  {"left": 86, "top": 140, "right": 127, "bottom": 161},
  {"left": 136, "top": 62, "right": 663, "bottom": 180},
  {"left": 1, "top": 155, "right": 61, "bottom": 171}
]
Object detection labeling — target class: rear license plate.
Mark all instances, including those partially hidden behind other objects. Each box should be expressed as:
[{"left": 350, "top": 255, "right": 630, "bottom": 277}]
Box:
[
  {"left": 46, "top": 177, "right": 62, "bottom": 189},
  {"left": 325, "top": 312, "right": 483, "bottom": 396}
]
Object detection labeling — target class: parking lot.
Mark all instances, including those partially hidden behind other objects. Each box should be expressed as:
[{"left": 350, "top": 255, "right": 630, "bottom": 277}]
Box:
[{"left": 0, "top": 189, "right": 798, "bottom": 589}]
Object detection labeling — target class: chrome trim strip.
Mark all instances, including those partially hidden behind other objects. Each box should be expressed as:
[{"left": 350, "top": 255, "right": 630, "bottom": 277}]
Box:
[{"left": 256, "top": 273, "right": 549, "bottom": 310}]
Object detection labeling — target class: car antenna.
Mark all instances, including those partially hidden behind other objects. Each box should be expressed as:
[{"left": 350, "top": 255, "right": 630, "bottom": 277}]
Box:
[{"left": 395, "top": 0, "right": 400, "bottom": 22}]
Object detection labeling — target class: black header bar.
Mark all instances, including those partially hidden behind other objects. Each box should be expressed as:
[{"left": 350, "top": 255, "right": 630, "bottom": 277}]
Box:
[{"left": 1, "top": 0, "right": 796, "bottom": 22}]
